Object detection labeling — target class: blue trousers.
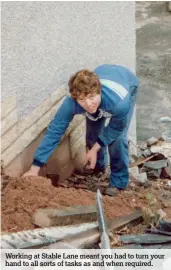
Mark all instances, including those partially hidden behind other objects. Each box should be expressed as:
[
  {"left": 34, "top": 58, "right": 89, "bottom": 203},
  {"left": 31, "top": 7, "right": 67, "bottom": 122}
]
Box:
[{"left": 86, "top": 88, "right": 137, "bottom": 189}]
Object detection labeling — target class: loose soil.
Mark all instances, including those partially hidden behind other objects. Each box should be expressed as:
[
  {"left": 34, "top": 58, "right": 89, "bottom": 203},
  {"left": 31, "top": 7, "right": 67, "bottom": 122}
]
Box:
[{"left": 1, "top": 175, "right": 171, "bottom": 234}]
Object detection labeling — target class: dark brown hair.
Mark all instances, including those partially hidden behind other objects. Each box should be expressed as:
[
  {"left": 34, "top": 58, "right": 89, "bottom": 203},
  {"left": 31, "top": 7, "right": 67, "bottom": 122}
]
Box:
[{"left": 68, "top": 69, "right": 101, "bottom": 99}]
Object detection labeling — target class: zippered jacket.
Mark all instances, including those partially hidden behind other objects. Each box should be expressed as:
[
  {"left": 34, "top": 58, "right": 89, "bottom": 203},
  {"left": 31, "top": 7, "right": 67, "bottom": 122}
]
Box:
[{"left": 33, "top": 64, "right": 139, "bottom": 167}]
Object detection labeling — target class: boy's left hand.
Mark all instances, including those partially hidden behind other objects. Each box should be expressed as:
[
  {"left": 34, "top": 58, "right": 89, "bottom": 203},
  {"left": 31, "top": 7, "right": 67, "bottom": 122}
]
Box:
[
  {"left": 85, "top": 148, "right": 97, "bottom": 169},
  {"left": 84, "top": 142, "right": 101, "bottom": 169}
]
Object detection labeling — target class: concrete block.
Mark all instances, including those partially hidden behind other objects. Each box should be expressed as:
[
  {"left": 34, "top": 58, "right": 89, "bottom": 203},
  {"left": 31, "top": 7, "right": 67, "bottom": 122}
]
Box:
[
  {"left": 32, "top": 205, "right": 97, "bottom": 227},
  {"left": 138, "top": 141, "right": 147, "bottom": 150},
  {"left": 1, "top": 95, "right": 17, "bottom": 119},
  {"left": 150, "top": 142, "right": 171, "bottom": 157},
  {"left": 50, "top": 84, "right": 66, "bottom": 106},
  {"left": 20, "top": 123, "right": 39, "bottom": 149},
  {"left": 2, "top": 138, "right": 23, "bottom": 166},
  {"left": 150, "top": 146, "right": 162, "bottom": 153},
  {"left": 1, "top": 109, "right": 18, "bottom": 135},
  {"left": 21, "top": 131, "right": 45, "bottom": 174},
  {"left": 1, "top": 124, "right": 18, "bottom": 152},
  {"left": 46, "top": 136, "right": 74, "bottom": 180},
  {"left": 70, "top": 120, "right": 86, "bottom": 148},
  {"left": 5, "top": 154, "right": 23, "bottom": 177},
  {"left": 65, "top": 115, "right": 85, "bottom": 136},
  {"left": 72, "top": 147, "right": 87, "bottom": 170},
  {"left": 71, "top": 138, "right": 86, "bottom": 160},
  {"left": 36, "top": 111, "right": 51, "bottom": 134},
  {"left": 142, "top": 149, "right": 152, "bottom": 157},
  {"left": 147, "top": 137, "right": 158, "bottom": 146},
  {"left": 3, "top": 122, "right": 40, "bottom": 167},
  {"left": 17, "top": 97, "right": 51, "bottom": 135}
]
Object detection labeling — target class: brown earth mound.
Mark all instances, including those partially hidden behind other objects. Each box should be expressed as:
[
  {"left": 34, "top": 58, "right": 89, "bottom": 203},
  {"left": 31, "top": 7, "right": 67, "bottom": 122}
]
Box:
[{"left": 1, "top": 176, "right": 171, "bottom": 233}]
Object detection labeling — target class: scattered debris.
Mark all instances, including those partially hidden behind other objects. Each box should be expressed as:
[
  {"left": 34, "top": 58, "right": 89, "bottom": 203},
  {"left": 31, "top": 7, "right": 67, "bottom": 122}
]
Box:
[
  {"left": 138, "top": 142, "right": 147, "bottom": 151},
  {"left": 134, "top": 137, "right": 171, "bottom": 182},
  {"left": 120, "top": 233, "right": 171, "bottom": 244},
  {"left": 129, "top": 166, "right": 139, "bottom": 177},
  {"left": 160, "top": 130, "right": 171, "bottom": 141},
  {"left": 138, "top": 172, "right": 148, "bottom": 184},
  {"left": 157, "top": 116, "right": 171, "bottom": 123},
  {"left": 130, "top": 154, "right": 157, "bottom": 167},
  {"left": 150, "top": 145, "right": 163, "bottom": 153},
  {"left": 147, "top": 169, "right": 162, "bottom": 179},
  {"left": 156, "top": 209, "right": 167, "bottom": 220},
  {"left": 159, "top": 219, "right": 171, "bottom": 232},
  {"left": 1, "top": 160, "right": 6, "bottom": 175},
  {"left": 147, "top": 137, "right": 158, "bottom": 146},
  {"left": 161, "top": 159, "right": 171, "bottom": 179},
  {"left": 1, "top": 175, "right": 10, "bottom": 191},
  {"left": 144, "top": 160, "right": 167, "bottom": 170},
  {"left": 142, "top": 149, "right": 152, "bottom": 157}
]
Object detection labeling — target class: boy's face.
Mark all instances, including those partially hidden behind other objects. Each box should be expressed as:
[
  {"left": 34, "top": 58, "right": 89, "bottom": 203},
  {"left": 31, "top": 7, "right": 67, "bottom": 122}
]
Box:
[{"left": 77, "top": 93, "right": 101, "bottom": 114}]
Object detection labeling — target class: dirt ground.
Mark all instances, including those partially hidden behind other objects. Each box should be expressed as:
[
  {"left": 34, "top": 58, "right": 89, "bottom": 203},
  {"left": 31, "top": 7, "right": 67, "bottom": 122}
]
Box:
[{"left": 1, "top": 175, "right": 171, "bottom": 234}]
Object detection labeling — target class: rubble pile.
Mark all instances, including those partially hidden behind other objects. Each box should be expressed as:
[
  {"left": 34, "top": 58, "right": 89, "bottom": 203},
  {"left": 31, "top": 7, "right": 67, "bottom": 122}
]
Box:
[
  {"left": 58, "top": 170, "right": 110, "bottom": 193},
  {"left": 129, "top": 132, "right": 171, "bottom": 189}
]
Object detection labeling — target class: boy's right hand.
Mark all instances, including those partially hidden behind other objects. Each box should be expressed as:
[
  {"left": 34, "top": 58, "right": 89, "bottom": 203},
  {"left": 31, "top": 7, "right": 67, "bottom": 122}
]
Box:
[{"left": 23, "top": 165, "right": 40, "bottom": 177}]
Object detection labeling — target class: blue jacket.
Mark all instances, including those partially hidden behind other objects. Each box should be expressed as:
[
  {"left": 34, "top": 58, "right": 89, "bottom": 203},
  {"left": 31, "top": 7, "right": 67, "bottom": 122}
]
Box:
[{"left": 33, "top": 64, "right": 139, "bottom": 167}]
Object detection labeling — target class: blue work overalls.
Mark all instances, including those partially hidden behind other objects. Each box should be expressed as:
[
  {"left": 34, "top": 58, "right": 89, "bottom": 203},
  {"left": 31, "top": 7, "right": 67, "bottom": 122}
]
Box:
[
  {"left": 86, "top": 81, "right": 138, "bottom": 188},
  {"left": 33, "top": 64, "right": 139, "bottom": 188}
]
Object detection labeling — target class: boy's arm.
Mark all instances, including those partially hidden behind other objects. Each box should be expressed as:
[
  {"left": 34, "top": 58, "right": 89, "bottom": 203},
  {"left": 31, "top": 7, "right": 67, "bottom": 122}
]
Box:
[
  {"left": 85, "top": 113, "right": 128, "bottom": 170},
  {"left": 24, "top": 96, "right": 75, "bottom": 176}
]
